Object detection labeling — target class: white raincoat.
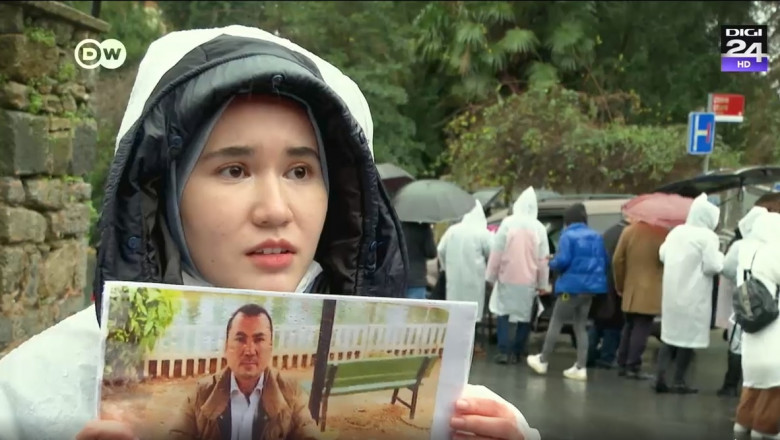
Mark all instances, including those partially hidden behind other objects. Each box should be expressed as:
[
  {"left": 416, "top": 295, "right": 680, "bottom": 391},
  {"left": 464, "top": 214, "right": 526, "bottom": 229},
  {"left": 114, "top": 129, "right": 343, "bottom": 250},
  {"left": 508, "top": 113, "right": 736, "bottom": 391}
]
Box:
[
  {"left": 437, "top": 200, "right": 493, "bottom": 319},
  {"left": 486, "top": 187, "right": 550, "bottom": 323},
  {"left": 659, "top": 193, "right": 725, "bottom": 349},
  {"left": 736, "top": 212, "right": 780, "bottom": 389},
  {"left": 720, "top": 207, "right": 768, "bottom": 354}
]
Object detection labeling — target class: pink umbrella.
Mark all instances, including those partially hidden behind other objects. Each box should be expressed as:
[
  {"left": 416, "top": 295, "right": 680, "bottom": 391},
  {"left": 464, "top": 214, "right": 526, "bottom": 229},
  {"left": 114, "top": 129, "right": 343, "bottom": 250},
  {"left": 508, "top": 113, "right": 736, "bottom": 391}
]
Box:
[{"left": 621, "top": 192, "right": 694, "bottom": 229}]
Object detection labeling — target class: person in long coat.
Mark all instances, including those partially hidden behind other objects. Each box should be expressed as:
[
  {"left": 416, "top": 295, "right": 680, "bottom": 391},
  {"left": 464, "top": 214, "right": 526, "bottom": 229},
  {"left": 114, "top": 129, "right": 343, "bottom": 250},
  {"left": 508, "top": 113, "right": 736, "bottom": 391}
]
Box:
[
  {"left": 486, "top": 187, "right": 551, "bottom": 364},
  {"left": 733, "top": 212, "right": 780, "bottom": 439},
  {"left": 612, "top": 220, "right": 668, "bottom": 379},
  {"left": 718, "top": 206, "right": 768, "bottom": 398},
  {"left": 655, "top": 193, "right": 725, "bottom": 394},
  {"left": 438, "top": 200, "right": 493, "bottom": 323}
]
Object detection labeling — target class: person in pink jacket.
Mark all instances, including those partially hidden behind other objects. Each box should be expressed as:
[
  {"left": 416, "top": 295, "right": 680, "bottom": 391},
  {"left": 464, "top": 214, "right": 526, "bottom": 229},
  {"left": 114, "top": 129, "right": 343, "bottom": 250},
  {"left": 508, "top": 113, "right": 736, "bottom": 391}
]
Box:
[{"left": 486, "top": 187, "right": 551, "bottom": 364}]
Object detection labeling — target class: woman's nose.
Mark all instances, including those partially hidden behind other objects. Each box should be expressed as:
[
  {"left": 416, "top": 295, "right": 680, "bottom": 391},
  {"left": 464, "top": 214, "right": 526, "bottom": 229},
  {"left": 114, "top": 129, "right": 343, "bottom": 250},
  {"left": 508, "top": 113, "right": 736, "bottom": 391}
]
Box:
[{"left": 249, "top": 176, "right": 293, "bottom": 227}]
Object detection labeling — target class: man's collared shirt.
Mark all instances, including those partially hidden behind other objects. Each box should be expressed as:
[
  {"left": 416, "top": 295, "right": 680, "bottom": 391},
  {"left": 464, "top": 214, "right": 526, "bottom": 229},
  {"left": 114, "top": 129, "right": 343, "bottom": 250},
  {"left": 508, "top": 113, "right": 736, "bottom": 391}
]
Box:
[{"left": 229, "top": 373, "right": 264, "bottom": 440}]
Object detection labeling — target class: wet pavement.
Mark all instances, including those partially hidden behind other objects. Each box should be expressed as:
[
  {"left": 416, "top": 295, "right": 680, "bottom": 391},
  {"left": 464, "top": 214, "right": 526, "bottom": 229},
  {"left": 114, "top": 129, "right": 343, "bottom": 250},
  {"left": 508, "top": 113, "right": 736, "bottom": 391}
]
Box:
[{"left": 468, "top": 330, "right": 738, "bottom": 440}]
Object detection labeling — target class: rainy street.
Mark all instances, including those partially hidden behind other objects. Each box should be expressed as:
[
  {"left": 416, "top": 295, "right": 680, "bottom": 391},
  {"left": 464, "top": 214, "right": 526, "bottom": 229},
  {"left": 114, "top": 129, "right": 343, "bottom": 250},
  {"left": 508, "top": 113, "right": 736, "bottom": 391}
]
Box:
[{"left": 469, "top": 330, "right": 737, "bottom": 440}]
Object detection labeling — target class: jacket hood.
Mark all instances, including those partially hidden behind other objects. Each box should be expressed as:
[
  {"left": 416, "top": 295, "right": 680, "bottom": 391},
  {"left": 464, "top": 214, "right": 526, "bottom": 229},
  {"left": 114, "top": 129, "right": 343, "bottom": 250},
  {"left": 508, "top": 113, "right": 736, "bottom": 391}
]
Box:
[
  {"left": 738, "top": 206, "right": 769, "bottom": 239},
  {"left": 461, "top": 200, "right": 487, "bottom": 229},
  {"left": 750, "top": 212, "right": 780, "bottom": 244},
  {"left": 685, "top": 193, "right": 720, "bottom": 230},
  {"left": 93, "top": 26, "right": 407, "bottom": 322},
  {"left": 512, "top": 187, "right": 538, "bottom": 219}
]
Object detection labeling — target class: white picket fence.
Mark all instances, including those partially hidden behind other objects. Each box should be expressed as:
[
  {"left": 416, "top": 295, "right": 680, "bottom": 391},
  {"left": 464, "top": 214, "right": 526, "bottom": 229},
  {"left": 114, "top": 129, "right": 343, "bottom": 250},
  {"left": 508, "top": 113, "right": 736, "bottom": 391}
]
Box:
[{"left": 142, "top": 323, "right": 448, "bottom": 379}]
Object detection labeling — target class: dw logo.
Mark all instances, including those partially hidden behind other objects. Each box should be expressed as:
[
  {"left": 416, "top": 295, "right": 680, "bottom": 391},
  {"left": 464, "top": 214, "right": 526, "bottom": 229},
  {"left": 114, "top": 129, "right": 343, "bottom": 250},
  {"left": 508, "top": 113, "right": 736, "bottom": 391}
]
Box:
[{"left": 74, "top": 38, "right": 127, "bottom": 70}]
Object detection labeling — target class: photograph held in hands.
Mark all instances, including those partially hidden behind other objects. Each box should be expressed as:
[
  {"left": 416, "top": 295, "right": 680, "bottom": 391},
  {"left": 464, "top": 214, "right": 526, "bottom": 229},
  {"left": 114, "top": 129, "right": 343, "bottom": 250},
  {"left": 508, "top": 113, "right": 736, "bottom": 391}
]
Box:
[{"left": 97, "top": 281, "right": 477, "bottom": 440}]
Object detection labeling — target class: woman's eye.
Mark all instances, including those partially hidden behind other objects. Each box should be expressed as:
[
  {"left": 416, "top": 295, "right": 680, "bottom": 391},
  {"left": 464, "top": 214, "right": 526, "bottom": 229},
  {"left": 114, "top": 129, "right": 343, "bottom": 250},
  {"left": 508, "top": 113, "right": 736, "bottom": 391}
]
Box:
[
  {"left": 219, "top": 165, "right": 247, "bottom": 179},
  {"left": 286, "top": 166, "right": 309, "bottom": 180}
]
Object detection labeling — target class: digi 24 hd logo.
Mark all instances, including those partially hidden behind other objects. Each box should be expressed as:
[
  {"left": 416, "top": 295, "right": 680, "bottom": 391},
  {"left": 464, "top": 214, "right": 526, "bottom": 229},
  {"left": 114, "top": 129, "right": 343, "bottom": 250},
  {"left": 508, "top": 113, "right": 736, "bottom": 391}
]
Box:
[
  {"left": 721, "top": 25, "right": 768, "bottom": 73},
  {"left": 74, "top": 38, "right": 126, "bottom": 70}
]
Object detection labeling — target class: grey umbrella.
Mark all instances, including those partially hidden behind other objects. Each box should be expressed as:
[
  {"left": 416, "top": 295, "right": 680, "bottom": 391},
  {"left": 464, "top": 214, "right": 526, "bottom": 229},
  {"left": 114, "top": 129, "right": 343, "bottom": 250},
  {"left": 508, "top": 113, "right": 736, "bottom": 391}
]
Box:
[
  {"left": 376, "top": 162, "right": 415, "bottom": 195},
  {"left": 392, "top": 179, "right": 476, "bottom": 223}
]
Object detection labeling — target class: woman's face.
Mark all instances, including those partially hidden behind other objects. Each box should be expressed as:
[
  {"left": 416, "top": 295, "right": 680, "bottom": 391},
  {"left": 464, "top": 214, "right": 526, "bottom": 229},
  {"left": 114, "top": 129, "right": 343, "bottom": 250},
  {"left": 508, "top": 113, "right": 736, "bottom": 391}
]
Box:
[{"left": 180, "top": 95, "right": 328, "bottom": 292}]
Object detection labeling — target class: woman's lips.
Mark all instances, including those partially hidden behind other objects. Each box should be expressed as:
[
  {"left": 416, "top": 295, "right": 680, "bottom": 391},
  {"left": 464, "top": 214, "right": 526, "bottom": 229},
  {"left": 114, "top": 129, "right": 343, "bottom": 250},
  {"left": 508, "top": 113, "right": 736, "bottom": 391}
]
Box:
[{"left": 246, "top": 252, "right": 294, "bottom": 271}]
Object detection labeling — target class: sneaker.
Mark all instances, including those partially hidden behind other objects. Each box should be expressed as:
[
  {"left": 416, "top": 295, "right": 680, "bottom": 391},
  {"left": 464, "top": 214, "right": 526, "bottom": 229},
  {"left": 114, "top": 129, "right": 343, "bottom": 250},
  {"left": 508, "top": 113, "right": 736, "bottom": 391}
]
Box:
[
  {"left": 748, "top": 430, "right": 780, "bottom": 440},
  {"left": 733, "top": 423, "right": 751, "bottom": 440},
  {"left": 563, "top": 365, "right": 587, "bottom": 381},
  {"left": 653, "top": 381, "right": 670, "bottom": 394},
  {"left": 717, "top": 386, "right": 740, "bottom": 398},
  {"left": 494, "top": 353, "right": 509, "bottom": 364},
  {"left": 670, "top": 383, "right": 698, "bottom": 394},
  {"left": 526, "top": 354, "right": 548, "bottom": 375},
  {"left": 734, "top": 422, "right": 749, "bottom": 434}
]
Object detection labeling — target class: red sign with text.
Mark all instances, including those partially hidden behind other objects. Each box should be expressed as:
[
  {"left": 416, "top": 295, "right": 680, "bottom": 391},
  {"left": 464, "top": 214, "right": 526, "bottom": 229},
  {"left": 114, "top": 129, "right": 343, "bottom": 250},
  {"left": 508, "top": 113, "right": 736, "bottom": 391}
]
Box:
[{"left": 707, "top": 93, "right": 745, "bottom": 122}]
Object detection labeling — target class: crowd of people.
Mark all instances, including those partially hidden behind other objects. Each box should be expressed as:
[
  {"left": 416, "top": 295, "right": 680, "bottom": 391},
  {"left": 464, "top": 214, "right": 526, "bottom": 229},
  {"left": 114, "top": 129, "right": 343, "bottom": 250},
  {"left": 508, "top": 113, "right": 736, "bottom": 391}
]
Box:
[{"left": 421, "top": 187, "right": 780, "bottom": 439}]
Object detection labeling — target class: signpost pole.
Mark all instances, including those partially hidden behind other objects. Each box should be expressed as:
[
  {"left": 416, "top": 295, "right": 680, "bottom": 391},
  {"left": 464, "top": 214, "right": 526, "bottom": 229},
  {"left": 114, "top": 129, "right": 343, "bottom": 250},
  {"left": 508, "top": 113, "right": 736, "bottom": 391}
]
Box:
[{"left": 695, "top": 106, "right": 710, "bottom": 174}]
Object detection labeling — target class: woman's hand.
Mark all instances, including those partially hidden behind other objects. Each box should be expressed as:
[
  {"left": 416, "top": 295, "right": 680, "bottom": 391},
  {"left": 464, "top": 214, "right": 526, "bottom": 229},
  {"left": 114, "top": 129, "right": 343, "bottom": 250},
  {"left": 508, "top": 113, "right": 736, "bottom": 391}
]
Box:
[
  {"left": 76, "top": 406, "right": 138, "bottom": 440},
  {"left": 450, "top": 384, "right": 539, "bottom": 440},
  {"left": 75, "top": 420, "right": 137, "bottom": 440}
]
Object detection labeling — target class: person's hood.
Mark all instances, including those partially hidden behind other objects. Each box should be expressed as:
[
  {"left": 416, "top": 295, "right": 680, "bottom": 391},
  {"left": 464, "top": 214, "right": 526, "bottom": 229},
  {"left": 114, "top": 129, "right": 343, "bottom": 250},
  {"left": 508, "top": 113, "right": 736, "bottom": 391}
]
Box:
[
  {"left": 92, "top": 25, "right": 407, "bottom": 323},
  {"left": 738, "top": 206, "right": 769, "bottom": 239},
  {"left": 563, "top": 203, "right": 587, "bottom": 226},
  {"left": 461, "top": 200, "right": 487, "bottom": 229},
  {"left": 512, "top": 186, "right": 538, "bottom": 219},
  {"left": 749, "top": 211, "right": 780, "bottom": 244},
  {"left": 685, "top": 193, "right": 720, "bottom": 230}
]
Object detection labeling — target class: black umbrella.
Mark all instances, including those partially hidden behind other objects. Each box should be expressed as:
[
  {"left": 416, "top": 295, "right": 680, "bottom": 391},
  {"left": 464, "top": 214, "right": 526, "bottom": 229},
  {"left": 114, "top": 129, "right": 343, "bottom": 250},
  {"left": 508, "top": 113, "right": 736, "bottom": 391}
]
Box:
[{"left": 376, "top": 163, "right": 415, "bottom": 195}]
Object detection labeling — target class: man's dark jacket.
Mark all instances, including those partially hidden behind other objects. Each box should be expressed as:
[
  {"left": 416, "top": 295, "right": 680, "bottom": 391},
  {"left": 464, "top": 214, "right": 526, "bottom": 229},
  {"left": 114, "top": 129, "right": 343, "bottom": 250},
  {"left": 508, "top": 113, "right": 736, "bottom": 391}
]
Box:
[
  {"left": 402, "top": 222, "right": 437, "bottom": 287},
  {"left": 589, "top": 220, "right": 628, "bottom": 327}
]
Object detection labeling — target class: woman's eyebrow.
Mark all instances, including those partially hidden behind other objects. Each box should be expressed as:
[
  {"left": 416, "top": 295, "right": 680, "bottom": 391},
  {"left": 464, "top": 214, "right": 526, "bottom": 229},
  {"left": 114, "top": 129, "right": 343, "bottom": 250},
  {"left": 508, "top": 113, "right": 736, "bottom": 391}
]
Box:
[
  {"left": 200, "top": 145, "right": 254, "bottom": 161},
  {"left": 286, "top": 145, "right": 320, "bottom": 160}
]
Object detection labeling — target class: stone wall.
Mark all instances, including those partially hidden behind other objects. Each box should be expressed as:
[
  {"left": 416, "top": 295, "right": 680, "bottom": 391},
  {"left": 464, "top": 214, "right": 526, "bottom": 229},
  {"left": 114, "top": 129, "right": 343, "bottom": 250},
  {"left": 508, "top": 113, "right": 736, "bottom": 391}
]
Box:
[{"left": 0, "top": 1, "right": 108, "bottom": 356}]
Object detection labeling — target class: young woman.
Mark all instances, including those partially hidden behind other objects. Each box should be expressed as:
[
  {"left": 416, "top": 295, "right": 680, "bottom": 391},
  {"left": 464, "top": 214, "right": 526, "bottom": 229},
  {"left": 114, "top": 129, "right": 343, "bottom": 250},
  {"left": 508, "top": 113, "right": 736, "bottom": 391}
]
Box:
[
  {"left": 0, "top": 25, "right": 538, "bottom": 440},
  {"left": 526, "top": 203, "right": 609, "bottom": 381}
]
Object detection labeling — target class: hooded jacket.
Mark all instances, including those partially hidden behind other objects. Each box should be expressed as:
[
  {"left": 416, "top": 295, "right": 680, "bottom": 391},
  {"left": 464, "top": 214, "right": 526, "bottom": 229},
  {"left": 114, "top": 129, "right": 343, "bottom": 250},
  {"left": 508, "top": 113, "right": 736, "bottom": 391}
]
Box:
[
  {"left": 92, "top": 25, "right": 408, "bottom": 324},
  {"left": 722, "top": 206, "right": 768, "bottom": 283},
  {"left": 486, "top": 187, "right": 550, "bottom": 322},
  {"left": 549, "top": 203, "right": 609, "bottom": 295},
  {"left": 438, "top": 200, "right": 493, "bottom": 316},
  {"left": 737, "top": 212, "right": 780, "bottom": 388},
  {"left": 0, "top": 26, "right": 410, "bottom": 440},
  {"left": 659, "top": 193, "right": 725, "bottom": 348}
]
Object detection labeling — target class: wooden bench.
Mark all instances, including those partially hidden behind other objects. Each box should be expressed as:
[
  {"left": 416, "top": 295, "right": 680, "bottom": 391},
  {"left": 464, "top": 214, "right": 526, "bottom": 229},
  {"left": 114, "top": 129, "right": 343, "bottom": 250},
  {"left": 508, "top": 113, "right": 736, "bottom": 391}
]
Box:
[{"left": 302, "top": 355, "right": 438, "bottom": 431}]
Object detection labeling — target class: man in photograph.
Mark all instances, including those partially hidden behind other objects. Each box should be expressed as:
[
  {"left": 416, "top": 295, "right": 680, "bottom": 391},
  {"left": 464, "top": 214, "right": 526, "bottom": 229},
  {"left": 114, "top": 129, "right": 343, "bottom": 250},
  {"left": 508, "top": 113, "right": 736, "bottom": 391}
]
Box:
[{"left": 169, "top": 304, "right": 320, "bottom": 440}]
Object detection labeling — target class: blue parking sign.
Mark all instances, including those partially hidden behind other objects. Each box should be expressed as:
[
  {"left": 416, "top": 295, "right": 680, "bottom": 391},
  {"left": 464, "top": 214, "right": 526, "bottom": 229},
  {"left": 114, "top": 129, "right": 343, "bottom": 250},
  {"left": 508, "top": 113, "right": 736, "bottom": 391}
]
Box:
[{"left": 687, "top": 112, "right": 716, "bottom": 155}]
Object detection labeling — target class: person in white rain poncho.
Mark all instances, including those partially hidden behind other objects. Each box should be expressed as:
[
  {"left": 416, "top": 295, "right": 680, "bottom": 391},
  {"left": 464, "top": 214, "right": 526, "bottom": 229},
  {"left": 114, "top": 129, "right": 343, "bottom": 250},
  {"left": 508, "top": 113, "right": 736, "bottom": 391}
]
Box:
[
  {"left": 437, "top": 200, "right": 493, "bottom": 321},
  {"left": 655, "top": 193, "right": 725, "bottom": 394},
  {"left": 718, "top": 206, "right": 768, "bottom": 398},
  {"left": 733, "top": 212, "right": 780, "bottom": 440},
  {"left": 486, "top": 187, "right": 551, "bottom": 364},
  {"left": 0, "top": 25, "right": 540, "bottom": 440}
]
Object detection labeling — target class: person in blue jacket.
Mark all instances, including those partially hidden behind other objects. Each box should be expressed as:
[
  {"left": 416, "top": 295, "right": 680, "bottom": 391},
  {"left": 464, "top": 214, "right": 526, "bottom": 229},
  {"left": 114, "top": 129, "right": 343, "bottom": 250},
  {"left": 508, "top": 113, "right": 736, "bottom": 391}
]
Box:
[{"left": 527, "top": 203, "right": 609, "bottom": 381}]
